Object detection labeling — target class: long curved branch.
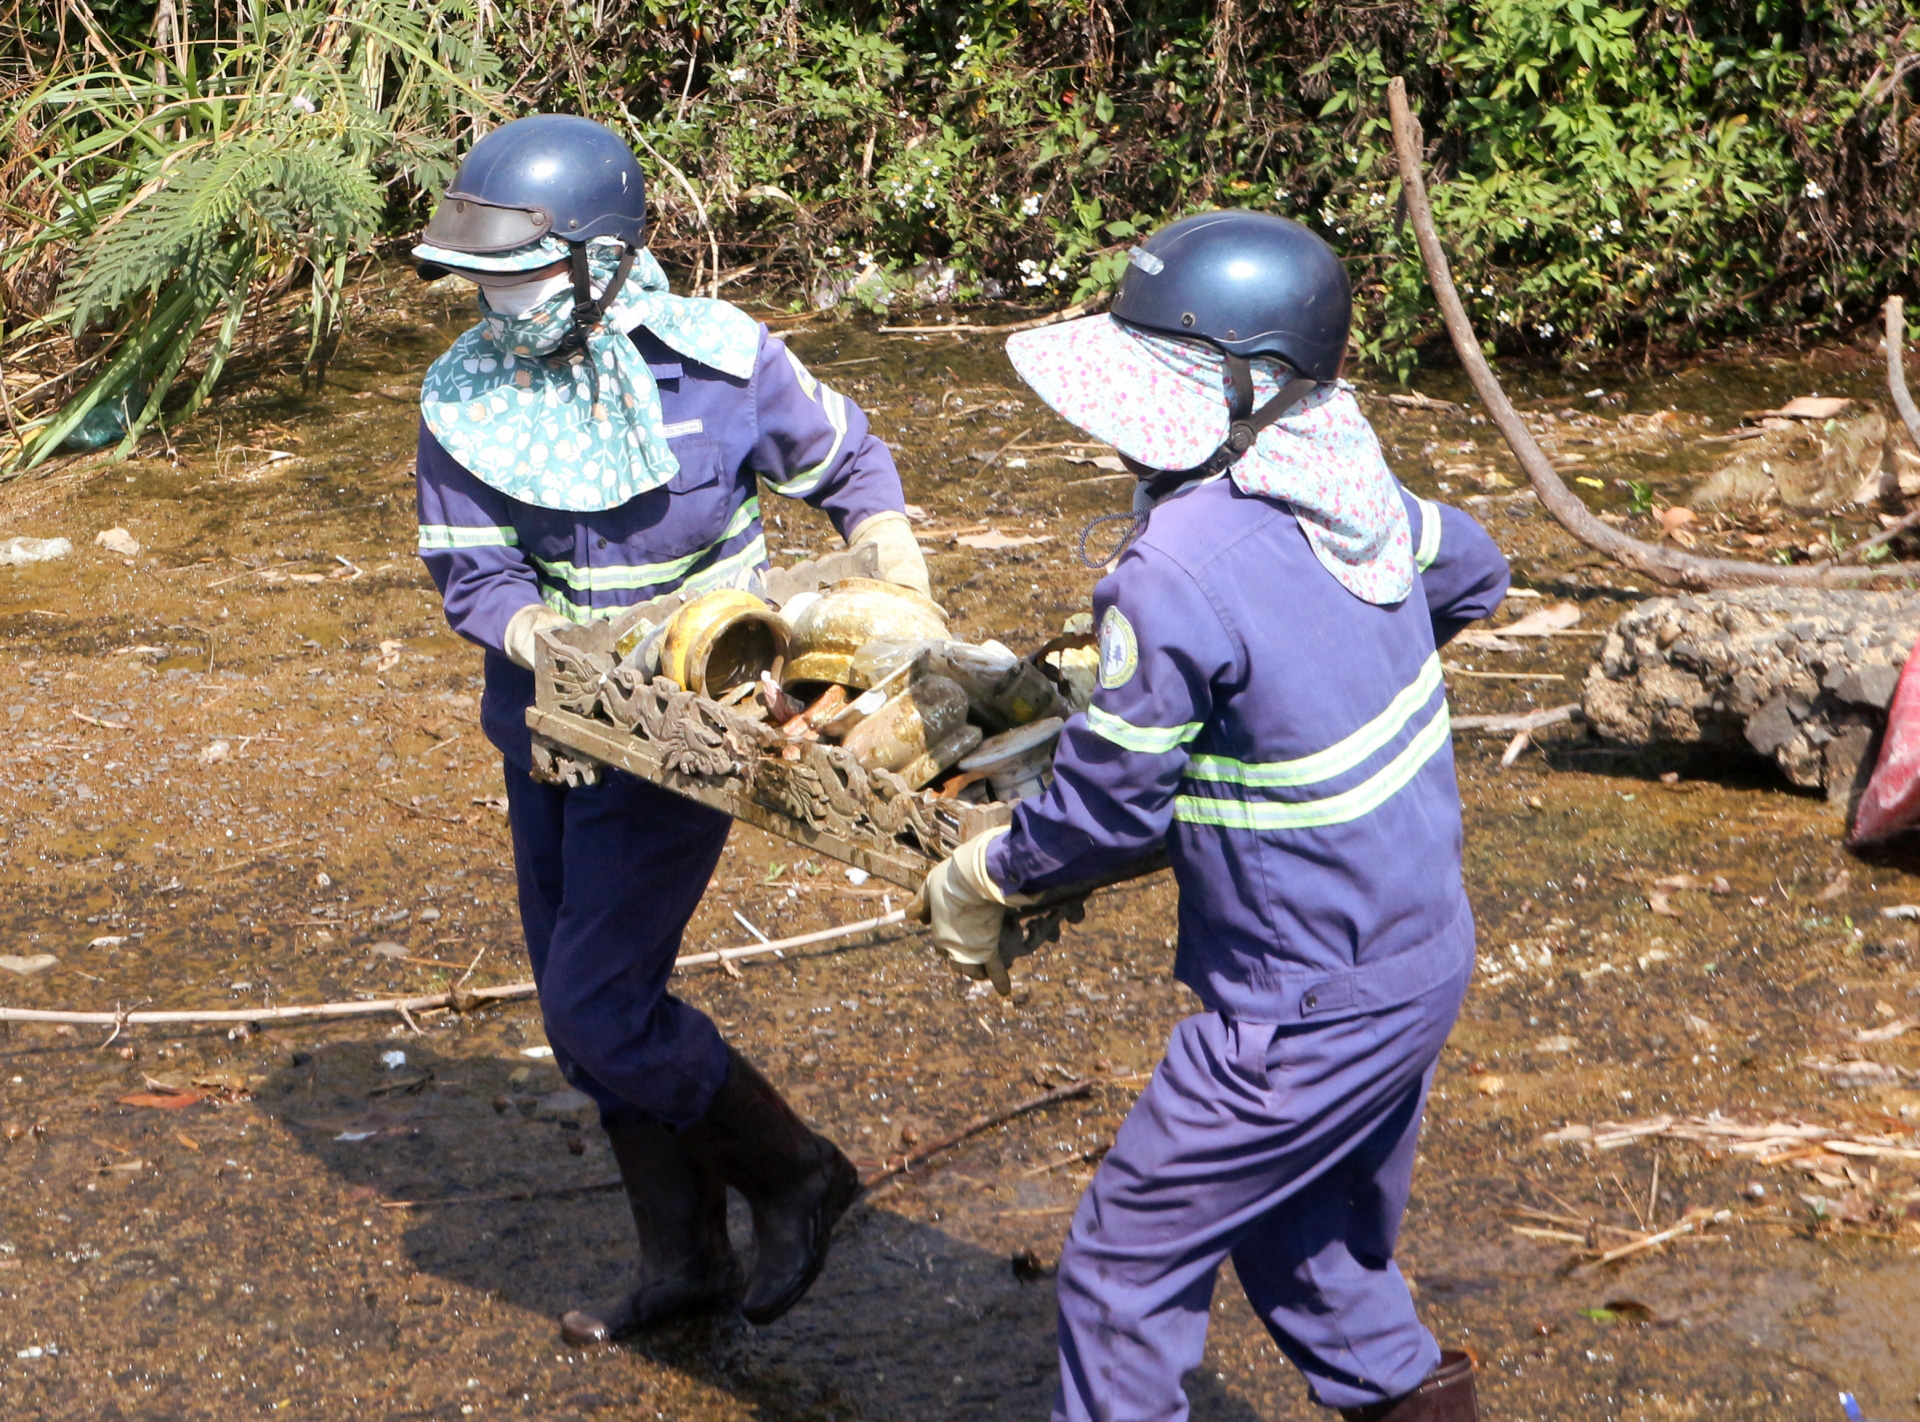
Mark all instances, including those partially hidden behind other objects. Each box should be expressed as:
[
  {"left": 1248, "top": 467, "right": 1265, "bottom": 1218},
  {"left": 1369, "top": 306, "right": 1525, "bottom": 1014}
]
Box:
[
  {"left": 1386, "top": 77, "right": 1920, "bottom": 590},
  {"left": 1886, "top": 297, "right": 1920, "bottom": 450}
]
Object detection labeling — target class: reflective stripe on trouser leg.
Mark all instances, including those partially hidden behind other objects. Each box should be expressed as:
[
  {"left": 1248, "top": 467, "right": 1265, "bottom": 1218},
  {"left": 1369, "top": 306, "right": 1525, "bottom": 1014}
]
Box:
[
  {"left": 503, "top": 760, "right": 733, "bottom": 1129},
  {"left": 1050, "top": 967, "right": 1469, "bottom": 1421}
]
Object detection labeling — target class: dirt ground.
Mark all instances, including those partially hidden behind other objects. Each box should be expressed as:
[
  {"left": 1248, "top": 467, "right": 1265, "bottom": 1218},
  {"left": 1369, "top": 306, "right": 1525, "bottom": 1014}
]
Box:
[{"left": 1, "top": 270, "right": 1917, "bottom": 1420}]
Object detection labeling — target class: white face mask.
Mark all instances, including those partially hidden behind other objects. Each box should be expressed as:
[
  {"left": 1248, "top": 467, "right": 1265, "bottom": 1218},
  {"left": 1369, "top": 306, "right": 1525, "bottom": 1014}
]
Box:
[{"left": 468, "top": 269, "right": 573, "bottom": 318}]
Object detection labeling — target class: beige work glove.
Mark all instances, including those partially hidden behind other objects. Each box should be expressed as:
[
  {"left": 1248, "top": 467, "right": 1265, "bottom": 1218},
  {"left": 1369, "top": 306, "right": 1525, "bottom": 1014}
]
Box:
[
  {"left": 908, "top": 827, "right": 1035, "bottom": 995},
  {"left": 848, "top": 509, "right": 933, "bottom": 601},
  {"left": 502, "top": 604, "right": 571, "bottom": 671}
]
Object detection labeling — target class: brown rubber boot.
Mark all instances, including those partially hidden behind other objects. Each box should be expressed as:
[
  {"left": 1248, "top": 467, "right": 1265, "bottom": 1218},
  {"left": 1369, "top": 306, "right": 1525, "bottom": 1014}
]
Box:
[
  {"left": 1340, "top": 1351, "right": 1478, "bottom": 1422},
  {"left": 558, "top": 1118, "right": 741, "bottom": 1345},
  {"left": 676, "top": 1047, "right": 862, "bottom": 1325}
]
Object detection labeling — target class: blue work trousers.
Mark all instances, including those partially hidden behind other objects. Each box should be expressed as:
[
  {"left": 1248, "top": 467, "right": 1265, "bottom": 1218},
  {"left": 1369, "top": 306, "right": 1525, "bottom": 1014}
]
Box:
[
  {"left": 1054, "top": 963, "right": 1470, "bottom": 1420},
  {"left": 504, "top": 760, "right": 733, "bottom": 1129}
]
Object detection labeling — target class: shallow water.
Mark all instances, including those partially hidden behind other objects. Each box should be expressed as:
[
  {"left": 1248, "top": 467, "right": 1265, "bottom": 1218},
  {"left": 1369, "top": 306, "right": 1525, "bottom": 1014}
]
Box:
[{"left": 0, "top": 270, "right": 1916, "bottom": 1419}]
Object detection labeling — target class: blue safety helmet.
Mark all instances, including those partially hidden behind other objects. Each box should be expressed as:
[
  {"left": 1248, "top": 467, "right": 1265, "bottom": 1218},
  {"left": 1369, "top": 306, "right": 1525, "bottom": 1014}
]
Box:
[
  {"left": 1111, "top": 210, "right": 1350, "bottom": 379},
  {"left": 417, "top": 114, "right": 649, "bottom": 361},
  {"left": 420, "top": 114, "right": 647, "bottom": 262},
  {"left": 1106, "top": 211, "right": 1352, "bottom": 480}
]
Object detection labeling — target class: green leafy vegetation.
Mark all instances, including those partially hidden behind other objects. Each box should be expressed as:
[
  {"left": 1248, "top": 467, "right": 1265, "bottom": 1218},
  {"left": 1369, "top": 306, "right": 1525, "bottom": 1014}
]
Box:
[
  {"left": 1, "top": 0, "right": 497, "bottom": 468},
  {"left": 6, "top": 1, "right": 1920, "bottom": 462}
]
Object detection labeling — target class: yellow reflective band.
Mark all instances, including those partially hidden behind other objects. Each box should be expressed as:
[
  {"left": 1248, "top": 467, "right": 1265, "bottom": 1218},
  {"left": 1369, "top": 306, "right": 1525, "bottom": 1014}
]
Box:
[
  {"left": 1173, "top": 703, "right": 1451, "bottom": 831},
  {"left": 539, "top": 534, "right": 770, "bottom": 623},
  {"left": 784, "top": 347, "right": 819, "bottom": 399},
  {"left": 766, "top": 387, "right": 847, "bottom": 498},
  {"left": 1185, "top": 654, "right": 1443, "bottom": 789},
  {"left": 418, "top": 523, "right": 519, "bottom": 550},
  {"left": 1085, "top": 704, "right": 1203, "bottom": 754},
  {"left": 682, "top": 533, "right": 769, "bottom": 594},
  {"left": 1415, "top": 498, "right": 1442, "bottom": 571},
  {"left": 533, "top": 500, "right": 760, "bottom": 592}
]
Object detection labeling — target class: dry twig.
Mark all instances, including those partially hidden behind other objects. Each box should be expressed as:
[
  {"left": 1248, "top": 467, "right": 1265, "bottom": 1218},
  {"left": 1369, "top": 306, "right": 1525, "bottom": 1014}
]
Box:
[
  {"left": 859, "top": 1078, "right": 1098, "bottom": 1192},
  {"left": 0, "top": 911, "right": 921, "bottom": 1030}
]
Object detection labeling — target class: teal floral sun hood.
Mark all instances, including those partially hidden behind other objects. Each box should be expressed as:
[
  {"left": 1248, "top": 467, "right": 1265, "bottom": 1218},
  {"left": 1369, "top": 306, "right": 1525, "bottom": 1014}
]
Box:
[{"left": 419, "top": 246, "right": 761, "bottom": 511}]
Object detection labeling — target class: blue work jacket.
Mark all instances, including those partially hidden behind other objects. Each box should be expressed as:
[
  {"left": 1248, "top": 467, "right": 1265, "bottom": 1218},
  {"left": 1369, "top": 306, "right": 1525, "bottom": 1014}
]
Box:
[
  {"left": 990, "top": 480, "right": 1511, "bottom": 1024},
  {"left": 415, "top": 322, "right": 907, "bottom": 766}
]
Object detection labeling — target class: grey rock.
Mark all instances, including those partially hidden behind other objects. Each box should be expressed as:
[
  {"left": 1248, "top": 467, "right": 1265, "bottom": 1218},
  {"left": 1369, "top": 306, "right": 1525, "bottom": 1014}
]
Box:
[
  {"left": 1583, "top": 587, "right": 1920, "bottom": 793},
  {"left": 1834, "top": 662, "right": 1901, "bottom": 709}
]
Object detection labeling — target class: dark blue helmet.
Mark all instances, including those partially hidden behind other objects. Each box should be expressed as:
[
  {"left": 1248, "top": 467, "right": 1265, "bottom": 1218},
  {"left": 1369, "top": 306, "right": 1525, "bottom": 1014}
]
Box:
[
  {"left": 421, "top": 114, "right": 646, "bottom": 257},
  {"left": 1111, "top": 211, "right": 1350, "bottom": 381}
]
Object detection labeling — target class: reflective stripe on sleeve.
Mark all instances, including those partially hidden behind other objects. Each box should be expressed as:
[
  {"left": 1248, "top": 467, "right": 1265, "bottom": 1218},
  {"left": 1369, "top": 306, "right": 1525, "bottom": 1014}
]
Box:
[
  {"left": 532, "top": 499, "right": 760, "bottom": 593},
  {"left": 418, "top": 523, "right": 519, "bottom": 550},
  {"left": 1185, "top": 654, "right": 1442, "bottom": 790},
  {"left": 1415, "top": 498, "right": 1442, "bottom": 571},
  {"left": 784, "top": 347, "right": 819, "bottom": 399},
  {"left": 1173, "top": 703, "right": 1451, "bottom": 831},
  {"left": 539, "top": 533, "right": 770, "bottom": 622},
  {"left": 764, "top": 387, "right": 848, "bottom": 498},
  {"left": 1084, "top": 704, "right": 1204, "bottom": 754}
]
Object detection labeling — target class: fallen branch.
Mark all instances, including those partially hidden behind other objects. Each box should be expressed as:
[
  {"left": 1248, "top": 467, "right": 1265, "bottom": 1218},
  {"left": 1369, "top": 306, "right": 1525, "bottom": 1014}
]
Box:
[
  {"left": 1579, "top": 1209, "right": 1711, "bottom": 1269},
  {"left": 1887, "top": 297, "right": 1920, "bottom": 450},
  {"left": 380, "top": 1178, "right": 622, "bottom": 1211},
  {"left": 1451, "top": 703, "right": 1583, "bottom": 735},
  {"left": 858, "top": 1078, "right": 1098, "bottom": 1192},
  {"left": 1385, "top": 77, "right": 1920, "bottom": 590},
  {"left": 0, "top": 911, "right": 923, "bottom": 1029}
]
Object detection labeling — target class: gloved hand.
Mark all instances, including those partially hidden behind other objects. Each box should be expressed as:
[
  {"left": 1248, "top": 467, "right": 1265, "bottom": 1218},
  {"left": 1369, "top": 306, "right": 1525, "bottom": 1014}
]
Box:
[
  {"left": 908, "top": 827, "right": 1035, "bottom": 995},
  {"left": 503, "top": 603, "right": 572, "bottom": 671},
  {"left": 848, "top": 510, "right": 933, "bottom": 602}
]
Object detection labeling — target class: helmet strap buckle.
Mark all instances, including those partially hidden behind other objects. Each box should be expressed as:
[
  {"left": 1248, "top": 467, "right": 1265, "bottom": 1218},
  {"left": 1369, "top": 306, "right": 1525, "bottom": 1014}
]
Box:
[
  {"left": 1197, "top": 355, "right": 1317, "bottom": 475},
  {"left": 552, "top": 241, "right": 639, "bottom": 408}
]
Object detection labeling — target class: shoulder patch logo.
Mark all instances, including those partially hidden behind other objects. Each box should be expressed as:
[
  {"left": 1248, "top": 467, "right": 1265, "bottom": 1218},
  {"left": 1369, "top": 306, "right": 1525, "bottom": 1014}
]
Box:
[{"left": 1099, "top": 605, "right": 1139, "bottom": 690}]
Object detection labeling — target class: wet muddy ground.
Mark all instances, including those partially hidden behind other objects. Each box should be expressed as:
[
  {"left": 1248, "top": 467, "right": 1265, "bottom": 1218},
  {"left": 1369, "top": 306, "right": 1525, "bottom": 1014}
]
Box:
[{"left": 1, "top": 270, "right": 1917, "bottom": 1419}]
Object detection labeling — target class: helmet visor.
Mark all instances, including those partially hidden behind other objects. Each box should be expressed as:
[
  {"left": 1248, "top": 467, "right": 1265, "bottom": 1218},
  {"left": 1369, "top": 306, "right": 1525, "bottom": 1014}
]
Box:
[{"left": 420, "top": 194, "right": 553, "bottom": 255}]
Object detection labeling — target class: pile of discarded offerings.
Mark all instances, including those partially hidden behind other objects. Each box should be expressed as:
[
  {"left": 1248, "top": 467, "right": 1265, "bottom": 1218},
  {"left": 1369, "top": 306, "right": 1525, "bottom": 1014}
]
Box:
[{"left": 527, "top": 547, "right": 1159, "bottom": 947}]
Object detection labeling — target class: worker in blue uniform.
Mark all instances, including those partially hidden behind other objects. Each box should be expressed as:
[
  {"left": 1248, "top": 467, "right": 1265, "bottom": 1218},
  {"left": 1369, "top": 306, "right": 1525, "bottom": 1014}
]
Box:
[
  {"left": 410, "top": 115, "right": 931, "bottom": 1344},
  {"left": 915, "top": 211, "right": 1509, "bottom": 1421}
]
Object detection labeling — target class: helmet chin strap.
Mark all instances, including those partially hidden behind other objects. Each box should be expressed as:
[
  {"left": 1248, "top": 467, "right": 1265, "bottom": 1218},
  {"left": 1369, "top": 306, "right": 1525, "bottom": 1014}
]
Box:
[
  {"left": 551, "top": 241, "right": 639, "bottom": 416},
  {"left": 1191, "top": 353, "right": 1318, "bottom": 477}
]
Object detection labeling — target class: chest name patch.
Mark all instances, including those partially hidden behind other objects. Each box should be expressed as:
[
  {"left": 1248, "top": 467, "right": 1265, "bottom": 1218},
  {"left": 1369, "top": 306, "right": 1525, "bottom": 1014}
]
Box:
[
  {"left": 1099, "top": 606, "right": 1139, "bottom": 690},
  {"left": 660, "top": 419, "right": 704, "bottom": 439}
]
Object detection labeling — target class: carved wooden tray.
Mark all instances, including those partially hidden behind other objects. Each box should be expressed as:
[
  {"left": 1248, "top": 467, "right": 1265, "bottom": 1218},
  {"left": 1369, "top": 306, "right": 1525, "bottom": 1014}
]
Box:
[{"left": 524, "top": 549, "right": 1012, "bottom": 890}]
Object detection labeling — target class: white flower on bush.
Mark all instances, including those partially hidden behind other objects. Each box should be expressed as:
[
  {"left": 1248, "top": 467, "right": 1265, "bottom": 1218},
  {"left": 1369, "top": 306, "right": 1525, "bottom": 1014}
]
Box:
[
  {"left": 1047, "top": 262, "right": 1068, "bottom": 281},
  {"left": 727, "top": 66, "right": 748, "bottom": 82},
  {"left": 825, "top": 245, "right": 843, "bottom": 259},
  {"left": 988, "top": 193, "right": 1001, "bottom": 208},
  {"left": 956, "top": 32, "right": 973, "bottom": 49},
  {"left": 1536, "top": 322, "right": 1555, "bottom": 338},
  {"left": 1481, "top": 284, "right": 1494, "bottom": 296},
  {"left": 291, "top": 93, "right": 316, "bottom": 114},
  {"left": 1586, "top": 224, "right": 1604, "bottom": 241},
  {"left": 1608, "top": 218, "right": 1623, "bottom": 234},
  {"left": 1020, "top": 194, "right": 1041, "bottom": 216},
  {"left": 1369, "top": 192, "right": 1386, "bottom": 207},
  {"left": 1016, "top": 258, "right": 1046, "bottom": 288},
  {"left": 1803, "top": 179, "right": 1826, "bottom": 200}
]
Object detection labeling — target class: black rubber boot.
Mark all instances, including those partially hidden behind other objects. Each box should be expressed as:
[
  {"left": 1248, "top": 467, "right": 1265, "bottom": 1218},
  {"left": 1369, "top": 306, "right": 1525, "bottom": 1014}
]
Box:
[
  {"left": 558, "top": 1118, "right": 741, "bottom": 1345},
  {"left": 1340, "top": 1351, "right": 1478, "bottom": 1422},
  {"left": 676, "top": 1047, "right": 862, "bottom": 1325}
]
